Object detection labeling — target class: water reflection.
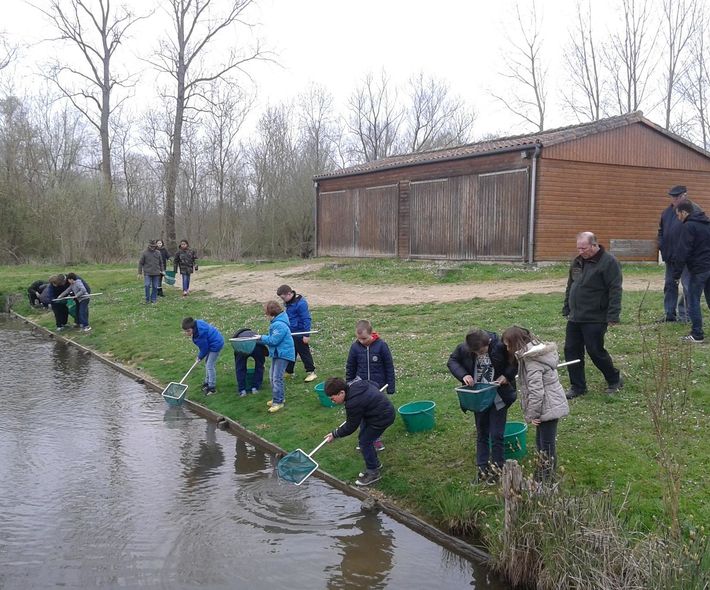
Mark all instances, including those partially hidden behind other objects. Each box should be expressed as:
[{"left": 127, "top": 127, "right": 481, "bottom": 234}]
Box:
[
  {"left": 327, "top": 511, "right": 394, "bottom": 589},
  {"left": 0, "top": 317, "right": 508, "bottom": 589}
]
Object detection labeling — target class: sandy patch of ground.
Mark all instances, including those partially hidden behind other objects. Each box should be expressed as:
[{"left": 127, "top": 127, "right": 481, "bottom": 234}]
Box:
[{"left": 192, "top": 263, "right": 664, "bottom": 307}]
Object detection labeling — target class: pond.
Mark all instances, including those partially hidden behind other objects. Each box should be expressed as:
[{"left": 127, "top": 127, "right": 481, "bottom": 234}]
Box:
[{"left": 0, "top": 317, "right": 509, "bottom": 589}]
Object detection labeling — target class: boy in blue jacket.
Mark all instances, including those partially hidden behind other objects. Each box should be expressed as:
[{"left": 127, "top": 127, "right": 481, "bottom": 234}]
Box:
[
  {"left": 256, "top": 301, "right": 295, "bottom": 413},
  {"left": 276, "top": 284, "right": 317, "bottom": 382},
  {"left": 345, "top": 320, "right": 396, "bottom": 451},
  {"left": 323, "top": 377, "right": 395, "bottom": 486},
  {"left": 182, "top": 317, "right": 224, "bottom": 395}
]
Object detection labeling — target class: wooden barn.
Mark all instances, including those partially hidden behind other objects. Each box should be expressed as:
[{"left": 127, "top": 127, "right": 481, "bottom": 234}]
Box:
[{"left": 313, "top": 112, "right": 710, "bottom": 262}]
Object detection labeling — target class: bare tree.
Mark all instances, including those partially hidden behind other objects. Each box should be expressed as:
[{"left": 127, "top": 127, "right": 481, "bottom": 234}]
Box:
[
  {"left": 0, "top": 32, "right": 17, "bottom": 71},
  {"left": 151, "top": 0, "right": 264, "bottom": 251},
  {"left": 660, "top": 0, "right": 698, "bottom": 129},
  {"left": 346, "top": 70, "right": 403, "bottom": 162},
  {"left": 38, "top": 0, "right": 143, "bottom": 191},
  {"left": 493, "top": 1, "right": 547, "bottom": 131},
  {"left": 403, "top": 72, "right": 476, "bottom": 151},
  {"left": 562, "top": 1, "right": 606, "bottom": 121},
  {"left": 682, "top": 10, "right": 710, "bottom": 149},
  {"left": 297, "top": 83, "right": 338, "bottom": 174},
  {"left": 604, "top": 0, "right": 658, "bottom": 114}
]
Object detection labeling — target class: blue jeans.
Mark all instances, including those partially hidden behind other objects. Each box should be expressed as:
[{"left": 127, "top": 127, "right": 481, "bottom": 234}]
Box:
[
  {"left": 144, "top": 274, "right": 160, "bottom": 303},
  {"left": 269, "top": 357, "right": 288, "bottom": 404},
  {"left": 564, "top": 321, "right": 620, "bottom": 391},
  {"left": 474, "top": 403, "right": 509, "bottom": 470},
  {"left": 204, "top": 350, "right": 221, "bottom": 387},
  {"left": 358, "top": 424, "right": 387, "bottom": 471},
  {"left": 687, "top": 269, "right": 710, "bottom": 340},
  {"left": 234, "top": 348, "right": 265, "bottom": 391},
  {"left": 182, "top": 273, "right": 191, "bottom": 292},
  {"left": 76, "top": 299, "right": 90, "bottom": 328},
  {"left": 664, "top": 264, "right": 690, "bottom": 321}
]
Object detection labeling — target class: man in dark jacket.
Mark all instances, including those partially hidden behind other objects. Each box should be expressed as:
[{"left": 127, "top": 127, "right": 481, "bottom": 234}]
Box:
[
  {"left": 673, "top": 201, "right": 710, "bottom": 343},
  {"left": 138, "top": 240, "right": 165, "bottom": 304},
  {"left": 563, "top": 232, "right": 623, "bottom": 398},
  {"left": 447, "top": 329, "right": 517, "bottom": 480},
  {"left": 658, "top": 185, "right": 703, "bottom": 322},
  {"left": 27, "top": 280, "right": 48, "bottom": 307},
  {"left": 323, "top": 377, "right": 395, "bottom": 487}
]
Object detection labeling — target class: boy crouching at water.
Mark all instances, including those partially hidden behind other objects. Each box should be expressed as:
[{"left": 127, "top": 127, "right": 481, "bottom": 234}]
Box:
[
  {"left": 182, "top": 317, "right": 224, "bottom": 396},
  {"left": 323, "top": 377, "right": 395, "bottom": 486},
  {"left": 57, "top": 273, "right": 92, "bottom": 332}
]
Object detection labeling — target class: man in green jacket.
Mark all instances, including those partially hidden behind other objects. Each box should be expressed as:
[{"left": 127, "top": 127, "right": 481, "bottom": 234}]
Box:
[{"left": 562, "top": 231, "right": 623, "bottom": 398}]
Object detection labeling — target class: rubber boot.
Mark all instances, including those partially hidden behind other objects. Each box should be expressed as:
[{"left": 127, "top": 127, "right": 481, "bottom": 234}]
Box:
[{"left": 157, "top": 287, "right": 164, "bottom": 297}]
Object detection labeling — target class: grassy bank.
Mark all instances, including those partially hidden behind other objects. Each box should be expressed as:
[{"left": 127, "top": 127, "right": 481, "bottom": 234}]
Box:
[{"left": 5, "top": 261, "right": 708, "bottom": 551}]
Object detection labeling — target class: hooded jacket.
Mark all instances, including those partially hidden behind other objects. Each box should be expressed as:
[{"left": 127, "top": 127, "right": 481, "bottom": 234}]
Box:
[
  {"left": 515, "top": 341, "right": 569, "bottom": 423},
  {"left": 447, "top": 331, "right": 517, "bottom": 406},
  {"left": 192, "top": 319, "right": 224, "bottom": 360},
  {"left": 562, "top": 245, "right": 622, "bottom": 324},
  {"left": 658, "top": 200, "right": 703, "bottom": 262},
  {"left": 674, "top": 209, "right": 710, "bottom": 275},
  {"left": 283, "top": 292, "right": 312, "bottom": 333},
  {"left": 345, "top": 332, "right": 396, "bottom": 394},
  {"left": 332, "top": 379, "right": 396, "bottom": 438},
  {"left": 259, "top": 311, "right": 296, "bottom": 361}
]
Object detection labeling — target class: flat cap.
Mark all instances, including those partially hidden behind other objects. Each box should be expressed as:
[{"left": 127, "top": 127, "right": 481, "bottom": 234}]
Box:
[{"left": 668, "top": 185, "right": 687, "bottom": 196}]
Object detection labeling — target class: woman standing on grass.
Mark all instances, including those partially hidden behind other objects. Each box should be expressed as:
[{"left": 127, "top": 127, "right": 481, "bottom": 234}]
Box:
[
  {"left": 174, "top": 240, "right": 198, "bottom": 297},
  {"left": 502, "top": 326, "right": 569, "bottom": 482}
]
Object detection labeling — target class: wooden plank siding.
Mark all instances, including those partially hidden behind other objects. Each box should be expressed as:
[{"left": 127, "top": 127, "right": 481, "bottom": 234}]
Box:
[
  {"left": 534, "top": 160, "right": 710, "bottom": 261},
  {"left": 543, "top": 123, "right": 710, "bottom": 171}
]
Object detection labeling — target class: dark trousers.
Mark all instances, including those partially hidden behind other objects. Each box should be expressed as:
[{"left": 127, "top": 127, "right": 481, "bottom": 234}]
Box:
[
  {"left": 286, "top": 336, "right": 315, "bottom": 374},
  {"left": 51, "top": 301, "right": 69, "bottom": 327},
  {"left": 358, "top": 424, "right": 387, "bottom": 471},
  {"left": 564, "top": 321, "right": 620, "bottom": 391},
  {"left": 76, "top": 299, "right": 90, "bottom": 327},
  {"left": 474, "top": 403, "right": 509, "bottom": 471},
  {"left": 234, "top": 348, "right": 265, "bottom": 391},
  {"left": 664, "top": 264, "right": 690, "bottom": 321},
  {"left": 687, "top": 269, "right": 710, "bottom": 340},
  {"left": 535, "top": 419, "right": 558, "bottom": 482}
]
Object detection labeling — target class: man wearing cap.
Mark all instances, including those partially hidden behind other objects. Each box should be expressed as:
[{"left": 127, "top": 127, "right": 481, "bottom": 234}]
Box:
[
  {"left": 138, "top": 240, "right": 165, "bottom": 304},
  {"left": 657, "top": 185, "right": 703, "bottom": 322}
]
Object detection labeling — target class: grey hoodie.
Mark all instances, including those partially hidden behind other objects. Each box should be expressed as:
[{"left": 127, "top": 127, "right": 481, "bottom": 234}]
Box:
[{"left": 516, "top": 342, "right": 569, "bottom": 423}]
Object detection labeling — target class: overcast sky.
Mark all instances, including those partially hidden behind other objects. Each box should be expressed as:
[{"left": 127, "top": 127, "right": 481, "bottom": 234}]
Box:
[{"left": 2, "top": 0, "right": 645, "bottom": 140}]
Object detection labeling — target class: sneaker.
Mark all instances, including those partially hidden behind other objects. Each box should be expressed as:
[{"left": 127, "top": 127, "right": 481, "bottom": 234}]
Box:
[
  {"left": 374, "top": 440, "right": 385, "bottom": 452},
  {"left": 182, "top": 291, "right": 188, "bottom": 297},
  {"left": 267, "top": 403, "right": 284, "bottom": 413},
  {"left": 205, "top": 387, "right": 217, "bottom": 396},
  {"left": 239, "top": 390, "right": 248, "bottom": 398},
  {"left": 604, "top": 377, "right": 624, "bottom": 394},
  {"left": 655, "top": 316, "right": 677, "bottom": 323},
  {"left": 358, "top": 462, "right": 383, "bottom": 478},
  {"left": 355, "top": 470, "right": 381, "bottom": 486},
  {"left": 565, "top": 388, "right": 587, "bottom": 400},
  {"left": 201, "top": 383, "right": 209, "bottom": 393},
  {"left": 681, "top": 334, "right": 705, "bottom": 343},
  {"left": 55, "top": 326, "right": 67, "bottom": 332},
  {"left": 284, "top": 373, "right": 294, "bottom": 380},
  {"left": 251, "top": 388, "right": 259, "bottom": 394},
  {"left": 81, "top": 326, "right": 92, "bottom": 332},
  {"left": 304, "top": 372, "right": 318, "bottom": 383}
]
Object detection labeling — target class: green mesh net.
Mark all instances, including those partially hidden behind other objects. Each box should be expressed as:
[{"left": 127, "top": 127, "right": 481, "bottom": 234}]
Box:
[
  {"left": 162, "top": 382, "right": 188, "bottom": 406},
  {"left": 277, "top": 449, "right": 319, "bottom": 485}
]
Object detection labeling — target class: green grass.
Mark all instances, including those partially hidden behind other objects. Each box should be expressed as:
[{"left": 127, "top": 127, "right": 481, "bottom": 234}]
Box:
[{"left": 4, "top": 259, "right": 708, "bottom": 541}]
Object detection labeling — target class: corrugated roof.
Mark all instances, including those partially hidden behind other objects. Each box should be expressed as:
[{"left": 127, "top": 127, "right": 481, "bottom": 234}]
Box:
[{"left": 314, "top": 111, "right": 710, "bottom": 180}]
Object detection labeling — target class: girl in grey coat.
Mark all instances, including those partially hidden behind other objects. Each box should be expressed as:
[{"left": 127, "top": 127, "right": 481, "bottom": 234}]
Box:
[{"left": 502, "top": 326, "right": 569, "bottom": 482}]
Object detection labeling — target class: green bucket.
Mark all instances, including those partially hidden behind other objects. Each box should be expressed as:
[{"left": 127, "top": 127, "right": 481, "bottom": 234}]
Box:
[
  {"left": 66, "top": 298, "right": 77, "bottom": 320},
  {"left": 164, "top": 270, "right": 176, "bottom": 286},
  {"left": 314, "top": 382, "right": 336, "bottom": 408},
  {"left": 398, "top": 400, "right": 436, "bottom": 433},
  {"left": 490, "top": 421, "right": 528, "bottom": 460}
]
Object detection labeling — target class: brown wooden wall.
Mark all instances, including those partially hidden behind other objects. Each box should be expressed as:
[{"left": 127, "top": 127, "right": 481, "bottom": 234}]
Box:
[
  {"left": 535, "top": 160, "right": 710, "bottom": 261},
  {"left": 316, "top": 185, "right": 398, "bottom": 257}
]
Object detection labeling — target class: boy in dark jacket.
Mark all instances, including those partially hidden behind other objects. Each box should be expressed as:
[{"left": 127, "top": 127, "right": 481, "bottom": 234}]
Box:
[
  {"left": 182, "top": 317, "right": 224, "bottom": 395},
  {"left": 345, "top": 320, "right": 396, "bottom": 451},
  {"left": 232, "top": 328, "right": 267, "bottom": 396},
  {"left": 323, "top": 377, "right": 396, "bottom": 486},
  {"left": 276, "top": 284, "right": 317, "bottom": 382},
  {"left": 447, "top": 328, "right": 517, "bottom": 482}
]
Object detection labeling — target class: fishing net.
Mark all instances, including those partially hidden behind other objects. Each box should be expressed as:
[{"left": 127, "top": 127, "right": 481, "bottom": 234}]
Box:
[
  {"left": 162, "top": 382, "right": 188, "bottom": 406},
  {"left": 277, "top": 449, "right": 319, "bottom": 485}
]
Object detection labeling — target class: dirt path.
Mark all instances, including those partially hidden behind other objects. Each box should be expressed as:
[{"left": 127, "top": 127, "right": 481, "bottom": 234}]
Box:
[{"left": 193, "top": 263, "right": 664, "bottom": 307}]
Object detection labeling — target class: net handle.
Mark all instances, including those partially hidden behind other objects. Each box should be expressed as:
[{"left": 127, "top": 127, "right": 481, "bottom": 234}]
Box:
[
  {"left": 310, "top": 420, "right": 347, "bottom": 457},
  {"left": 179, "top": 359, "right": 201, "bottom": 384}
]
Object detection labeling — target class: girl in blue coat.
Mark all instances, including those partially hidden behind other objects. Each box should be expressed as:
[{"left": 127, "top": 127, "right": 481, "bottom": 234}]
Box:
[
  {"left": 256, "top": 301, "right": 296, "bottom": 413},
  {"left": 182, "top": 317, "right": 224, "bottom": 395}
]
